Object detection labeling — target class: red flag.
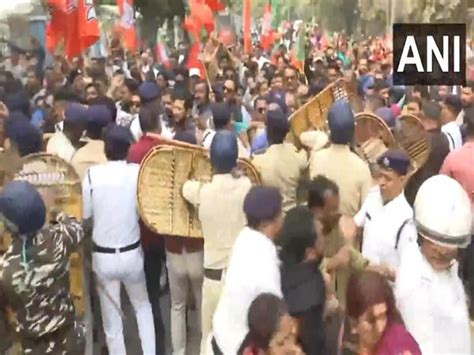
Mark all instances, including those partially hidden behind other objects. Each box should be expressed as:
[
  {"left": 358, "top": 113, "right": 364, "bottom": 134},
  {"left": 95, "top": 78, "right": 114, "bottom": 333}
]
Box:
[
  {"left": 46, "top": 0, "right": 67, "bottom": 54},
  {"left": 205, "top": 0, "right": 225, "bottom": 12},
  {"left": 187, "top": 42, "right": 206, "bottom": 79},
  {"left": 243, "top": 0, "right": 252, "bottom": 54},
  {"left": 189, "top": 0, "right": 216, "bottom": 42},
  {"left": 47, "top": 0, "right": 100, "bottom": 58},
  {"left": 117, "top": 0, "right": 137, "bottom": 52}
]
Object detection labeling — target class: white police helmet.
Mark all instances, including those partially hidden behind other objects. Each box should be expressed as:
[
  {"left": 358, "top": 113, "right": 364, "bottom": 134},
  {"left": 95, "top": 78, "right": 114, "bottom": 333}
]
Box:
[{"left": 414, "top": 175, "right": 472, "bottom": 248}]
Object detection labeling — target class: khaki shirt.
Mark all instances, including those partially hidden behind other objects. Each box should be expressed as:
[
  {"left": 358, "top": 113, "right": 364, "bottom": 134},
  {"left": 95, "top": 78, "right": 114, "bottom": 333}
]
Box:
[
  {"left": 71, "top": 140, "right": 107, "bottom": 181},
  {"left": 182, "top": 174, "right": 252, "bottom": 270},
  {"left": 252, "top": 143, "right": 308, "bottom": 213},
  {"left": 310, "top": 144, "right": 372, "bottom": 216},
  {"left": 46, "top": 132, "right": 76, "bottom": 163},
  {"left": 322, "top": 226, "right": 368, "bottom": 306}
]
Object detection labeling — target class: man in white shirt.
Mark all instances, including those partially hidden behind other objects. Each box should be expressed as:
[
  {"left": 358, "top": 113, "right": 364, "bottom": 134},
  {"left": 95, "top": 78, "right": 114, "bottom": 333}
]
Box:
[
  {"left": 441, "top": 95, "right": 463, "bottom": 150},
  {"left": 354, "top": 149, "right": 417, "bottom": 275},
  {"left": 212, "top": 186, "right": 283, "bottom": 355},
  {"left": 82, "top": 125, "right": 155, "bottom": 355},
  {"left": 182, "top": 131, "right": 252, "bottom": 354},
  {"left": 395, "top": 175, "right": 472, "bottom": 354},
  {"left": 47, "top": 103, "right": 86, "bottom": 162}
]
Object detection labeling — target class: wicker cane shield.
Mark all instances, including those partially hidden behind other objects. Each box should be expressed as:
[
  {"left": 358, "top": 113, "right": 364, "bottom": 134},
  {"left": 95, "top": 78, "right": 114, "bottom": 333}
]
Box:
[
  {"left": 287, "top": 79, "right": 350, "bottom": 148},
  {"left": 13, "top": 154, "right": 85, "bottom": 317},
  {"left": 354, "top": 112, "right": 396, "bottom": 170},
  {"left": 392, "top": 114, "right": 430, "bottom": 174},
  {"left": 138, "top": 141, "right": 261, "bottom": 238}
]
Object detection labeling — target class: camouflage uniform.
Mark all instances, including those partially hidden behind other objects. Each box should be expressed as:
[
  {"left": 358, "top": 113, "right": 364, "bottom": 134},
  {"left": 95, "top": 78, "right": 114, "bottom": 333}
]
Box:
[{"left": 0, "top": 213, "right": 84, "bottom": 354}]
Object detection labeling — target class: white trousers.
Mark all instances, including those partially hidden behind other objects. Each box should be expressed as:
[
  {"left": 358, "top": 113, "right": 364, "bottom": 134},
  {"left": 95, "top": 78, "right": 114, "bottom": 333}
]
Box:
[
  {"left": 166, "top": 249, "right": 204, "bottom": 355},
  {"left": 93, "top": 247, "right": 155, "bottom": 355}
]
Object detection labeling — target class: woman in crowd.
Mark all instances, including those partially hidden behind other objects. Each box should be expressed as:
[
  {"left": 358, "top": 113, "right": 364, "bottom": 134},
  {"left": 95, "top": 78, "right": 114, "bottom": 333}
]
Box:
[
  {"left": 345, "top": 271, "right": 421, "bottom": 355},
  {"left": 278, "top": 206, "right": 326, "bottom": 355},
  {"left": 238, "top": 293, "right": 303, "bottom": 355}
]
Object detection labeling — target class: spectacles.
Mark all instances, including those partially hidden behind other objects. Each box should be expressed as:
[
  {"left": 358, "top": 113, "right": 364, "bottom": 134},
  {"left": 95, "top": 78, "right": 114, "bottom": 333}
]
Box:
[{"left": 257, "top": 107, "right": 266, "bottom": 114}]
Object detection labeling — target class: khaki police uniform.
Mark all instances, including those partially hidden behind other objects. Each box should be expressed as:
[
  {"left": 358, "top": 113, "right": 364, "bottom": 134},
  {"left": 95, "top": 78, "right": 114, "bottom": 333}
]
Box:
[
  {"left": 252, "top": 142, "right": 308, "bottom": 213},
  {"left": 71, "top": 139, "right": 107, "bottom": 181},
  {"left": 182, "top": 173, "right": 252, "bottom": 355},
  {"left": 310, "top": 144, "right": 372, "bottom": 216}
]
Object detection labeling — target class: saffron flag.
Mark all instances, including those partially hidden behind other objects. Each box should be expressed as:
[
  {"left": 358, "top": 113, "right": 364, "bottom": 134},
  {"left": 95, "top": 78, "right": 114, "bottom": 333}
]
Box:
[
  {"left": 187, "top": 41, "right": 206, "bottom": 79},
  {"left": 189, "top": 0, "right": 216, "bottom": 40},
  {"left": 243, "top": 0, "right": 252, "bottom": 54},
  {"left": 117, "top": 0, "right": 137, "bottom": 52},
  {"left": 46, "top": 0, "right": 67, "bottom": 54},
  {"left": 205, "top": 0, "right": 225, "bottom": 12},
  {"left": 46, "top": 0, "right": 100, "bottom": 59}
]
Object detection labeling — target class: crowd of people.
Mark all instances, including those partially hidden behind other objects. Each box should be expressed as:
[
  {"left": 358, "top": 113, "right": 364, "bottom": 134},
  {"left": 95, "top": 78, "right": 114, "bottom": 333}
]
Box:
[{"left": 0, "top": 23, "right": 473, "bottom": 355}]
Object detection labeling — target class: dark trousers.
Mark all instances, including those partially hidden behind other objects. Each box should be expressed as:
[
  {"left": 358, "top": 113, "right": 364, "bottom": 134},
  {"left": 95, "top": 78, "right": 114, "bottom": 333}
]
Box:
[{"left": 144, "top": 247, "right": 166, "bottom": 355}]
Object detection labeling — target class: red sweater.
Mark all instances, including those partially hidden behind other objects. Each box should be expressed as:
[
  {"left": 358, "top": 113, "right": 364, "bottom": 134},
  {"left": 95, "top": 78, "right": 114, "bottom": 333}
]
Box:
[{"left": 128, "top": 134, "right": 203, "bottom": 254}]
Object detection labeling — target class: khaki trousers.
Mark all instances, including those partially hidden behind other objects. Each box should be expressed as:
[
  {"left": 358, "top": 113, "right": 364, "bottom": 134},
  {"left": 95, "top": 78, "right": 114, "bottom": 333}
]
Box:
[{"left": 200, "top": 276, "right": 224, "bottom": 355}]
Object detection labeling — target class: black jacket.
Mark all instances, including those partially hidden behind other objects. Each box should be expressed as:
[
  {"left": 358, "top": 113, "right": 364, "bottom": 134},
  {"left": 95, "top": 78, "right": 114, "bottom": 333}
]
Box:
[{"left": 281, "top": 262, "right": 326, "bottom": 355}]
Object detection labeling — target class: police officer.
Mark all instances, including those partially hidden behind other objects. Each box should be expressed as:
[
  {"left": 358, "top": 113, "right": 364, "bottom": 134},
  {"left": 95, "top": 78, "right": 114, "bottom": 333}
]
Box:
[
  {"left": 1, "top": 113, "right": 42, "bottom": 185},
  {"left": 71, "top": 104, "right": 111, "bottom": 180},
  {"left": 309, "top": 101, "right": 372, "bottom": 216},
  {"left": 395, "top": 175, "right": 472, "bottom": 354},
  {"left": 47, "top": 103, "right": 87, "bottom": 163},
  {"left": 252, "top": 109, "right": 308, "bottom": 213},
  {"left": 82, "top": 125, "right": 155, "bottom": 354},
  {"left": 0, "top": 181, "right": 85, "bottom": 354},
  {"left": 353, "top": 149, "right": 417, "bottom": 275},
  {"left": 182, "top": 130, "right": 252, "bottom": 354}
]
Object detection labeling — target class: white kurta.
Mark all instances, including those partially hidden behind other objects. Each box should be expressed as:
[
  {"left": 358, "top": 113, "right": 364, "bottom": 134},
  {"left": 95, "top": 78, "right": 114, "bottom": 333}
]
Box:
[
  {"left": 395, "top": 243, "right": 471, "bottom": 354},
  {"left": 354, "top": 187, "right": 417, "bottom": 271},
  {"left": 212, "top": 227, "right": 282, "bottom": 355}
]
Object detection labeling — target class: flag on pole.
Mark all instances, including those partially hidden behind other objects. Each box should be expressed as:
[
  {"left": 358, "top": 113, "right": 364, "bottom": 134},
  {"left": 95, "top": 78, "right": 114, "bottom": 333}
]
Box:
[
  {"left": 243, "top": 0, "right": 252, "bottom": 54},
  {"left": 205, "top": 0, "right": 225, "bottom": 12},
  {"left": 156, "top": 26, "right": 170, "bottom": 68},
  {"left": 270, "top": 0, "right": 281, "bottom": 30},
  {"left": 290, "top": 23, "right": 305, "bottom": 71},
  {"left": 187, "top": 41, "right": 206, "bottom": 79},
  {"left": 46, "top": 0, "right": 100, "bottom": 59},
  {"left": 46, "top": 0, "right": 67, "bottom": 54},
  {"left": 261, "top": 2, "right": 273, "bottom": 50},
  {"left": 117, "top": 0, "right": 137, "bottom": 52},
  {"left": 295, "top": 23, "right": 305, "bottom": 71},
  {"left": 188, "top": 0, "right": 216, "bottom": 41}
]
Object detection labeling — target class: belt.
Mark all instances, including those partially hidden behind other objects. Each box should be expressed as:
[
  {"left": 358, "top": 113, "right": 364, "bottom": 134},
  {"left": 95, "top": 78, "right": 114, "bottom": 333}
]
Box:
[
  {"left": 204, "top": 268, "right": 224, "bottom": 281},
  {"left": 93, "top": 241, "right": 141, "bottom": 254}
]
